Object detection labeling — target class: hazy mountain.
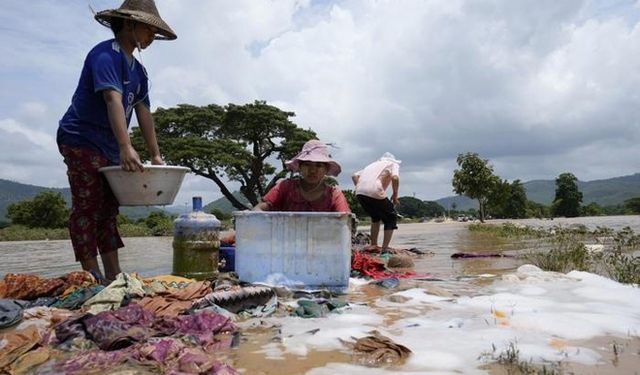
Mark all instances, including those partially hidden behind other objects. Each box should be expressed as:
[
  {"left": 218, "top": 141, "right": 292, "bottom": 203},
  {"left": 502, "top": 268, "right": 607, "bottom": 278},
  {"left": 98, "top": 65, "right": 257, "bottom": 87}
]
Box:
[
  {"left": 3, "top": 172, "right": 639, "bottom": 220},
  {"left": 435, "top": 173, "right": 640, "bottom": 210},
  {"left": 0, "top": 179, "right": 167, "bottom": 221},
  {"left": 161, "top": 191, "right": 252, "bottom": 216},
  {"left": 523, "top": 173, "right": 640, "bottom": 206},
  {"left": 435, "top": 195, "right": 478, "bottom": 211},
  {"left": 203, "top": 192, "right": 251, "bottom": 213}
]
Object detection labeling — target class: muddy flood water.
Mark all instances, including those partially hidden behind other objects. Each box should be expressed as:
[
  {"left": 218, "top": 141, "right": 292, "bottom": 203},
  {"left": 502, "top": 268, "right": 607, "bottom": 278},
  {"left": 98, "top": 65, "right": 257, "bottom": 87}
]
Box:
[{"left": 1, "top": 216, "right": 639, "bottom": 374}]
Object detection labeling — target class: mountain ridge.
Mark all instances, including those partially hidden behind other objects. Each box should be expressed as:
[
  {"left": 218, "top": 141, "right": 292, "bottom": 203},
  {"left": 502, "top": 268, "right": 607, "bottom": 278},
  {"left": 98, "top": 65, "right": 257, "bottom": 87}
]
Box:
[
  {"left": 2, "top": 172, "right": 639, "bottom": 219},
  {"left": 0, "top": 179, "right": 165, "bottom": 221},
  {"left": 435, "top": 173, "right": 640, "bottom": 210}
]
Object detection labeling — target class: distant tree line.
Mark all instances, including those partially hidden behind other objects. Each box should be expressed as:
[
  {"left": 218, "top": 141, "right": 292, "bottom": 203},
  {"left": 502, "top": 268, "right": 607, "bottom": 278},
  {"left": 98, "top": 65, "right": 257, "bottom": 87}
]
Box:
[
  {"left": 451, "top": 152, "right": 639, "bottom": 222},
  {"left": 1, "top": 176, "right": 639, "bottom": 237}
]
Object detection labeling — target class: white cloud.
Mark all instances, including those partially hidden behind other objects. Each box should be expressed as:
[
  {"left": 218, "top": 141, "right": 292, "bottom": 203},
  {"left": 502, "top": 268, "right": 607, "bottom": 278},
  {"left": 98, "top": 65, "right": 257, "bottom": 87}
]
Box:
[
  {"left": 0, "top": 0, "right": 638, "bottom": 204},
  {"left": 0, "top": 118, "right": 55, "bottom": 149}
]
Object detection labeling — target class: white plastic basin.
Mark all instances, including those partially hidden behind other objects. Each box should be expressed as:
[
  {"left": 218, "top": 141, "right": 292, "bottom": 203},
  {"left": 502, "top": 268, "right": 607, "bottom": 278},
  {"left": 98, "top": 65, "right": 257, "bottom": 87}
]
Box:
[{"left": 99, "top": 165, "right": 190, "bottom": 206}]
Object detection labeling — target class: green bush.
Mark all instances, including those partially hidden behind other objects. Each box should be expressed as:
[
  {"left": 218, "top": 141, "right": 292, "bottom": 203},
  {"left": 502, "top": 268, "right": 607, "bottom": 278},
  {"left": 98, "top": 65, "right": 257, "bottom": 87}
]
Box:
[
  {"left": 525, "top": 241, "right": 592, "bottom": 273},
  {"left": 472, "top": 223, "right": 640, "bottom": 285},
  {"left": 7, "top": 191, "right": 69, "bottom": 228},
  {"left": 603, "top": 252, "right": 640, "bottom": 284},
  {"left": 468, "top": 223, "right": 546, "bottom": 238},
  {"left": 118, "top": 223, "right": 152, "bottom": 237}
]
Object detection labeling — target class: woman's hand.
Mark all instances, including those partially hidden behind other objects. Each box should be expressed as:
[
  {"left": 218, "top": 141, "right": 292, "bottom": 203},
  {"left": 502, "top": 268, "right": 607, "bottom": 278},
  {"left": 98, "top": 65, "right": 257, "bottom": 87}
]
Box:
[
  {"left": 150, "top": 154, "right": 165, "bottom": 165},
  {"left": 120, "top": 145, "right": 144, "bottom": 172}
]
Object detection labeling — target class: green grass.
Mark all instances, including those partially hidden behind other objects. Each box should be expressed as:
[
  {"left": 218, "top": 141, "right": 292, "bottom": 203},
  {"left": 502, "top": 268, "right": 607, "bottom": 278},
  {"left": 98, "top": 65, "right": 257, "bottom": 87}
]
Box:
[
  {"left": 469, "top": 222, "right": 548, "bottom": 238},
  {"left": 470, "top": 223, "right": 640, "bottom": 286},
  {"left": 480, "top": 341, "right": 562, "bottom": 375},
  {"left": 0, "top": 223, "right": 162, "bottom": 241},
  {"left": 0, "top": 225, "right": 69, "bottom": 241},
  {"left": 524, "top": 241, "right": 592, "bottom": 273},
  {"left": 602, "top": 252, "right": 640, "bottom": 284}
]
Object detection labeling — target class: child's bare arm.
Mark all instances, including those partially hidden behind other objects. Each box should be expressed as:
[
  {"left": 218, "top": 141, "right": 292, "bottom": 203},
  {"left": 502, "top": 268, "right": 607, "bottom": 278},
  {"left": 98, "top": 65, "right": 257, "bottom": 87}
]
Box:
[
  {"left": 104, "top": 90, "right": 144, "bottom": 171},
  {"left": 135, "top": 104, "right": 164, "bottom": 165}
]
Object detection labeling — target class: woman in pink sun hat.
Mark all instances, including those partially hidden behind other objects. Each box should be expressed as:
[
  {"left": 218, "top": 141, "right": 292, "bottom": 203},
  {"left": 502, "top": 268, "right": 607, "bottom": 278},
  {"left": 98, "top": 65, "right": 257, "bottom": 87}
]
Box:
[{"left": 253, "top": 140, "right": 350, "bottom": 212}]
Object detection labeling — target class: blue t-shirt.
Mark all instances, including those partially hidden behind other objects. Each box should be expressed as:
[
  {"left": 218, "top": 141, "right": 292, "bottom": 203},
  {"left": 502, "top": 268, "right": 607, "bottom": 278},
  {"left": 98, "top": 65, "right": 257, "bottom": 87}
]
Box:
[{"left": 57, "top": 39, "right": 150, "bottom": 164}]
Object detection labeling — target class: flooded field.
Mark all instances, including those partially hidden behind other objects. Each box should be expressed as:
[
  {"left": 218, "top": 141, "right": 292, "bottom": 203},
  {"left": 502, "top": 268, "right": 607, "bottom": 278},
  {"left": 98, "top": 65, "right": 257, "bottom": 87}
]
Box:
[{"left": 1, "top": 216, "right": 639, "bottom": 374}]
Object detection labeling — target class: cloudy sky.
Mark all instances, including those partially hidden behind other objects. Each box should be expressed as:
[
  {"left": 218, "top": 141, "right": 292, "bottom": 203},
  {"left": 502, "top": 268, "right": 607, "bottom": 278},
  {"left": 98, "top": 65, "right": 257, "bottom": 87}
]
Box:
[{"left": 1, "top": 0, "right": 639, "bottom": 207}]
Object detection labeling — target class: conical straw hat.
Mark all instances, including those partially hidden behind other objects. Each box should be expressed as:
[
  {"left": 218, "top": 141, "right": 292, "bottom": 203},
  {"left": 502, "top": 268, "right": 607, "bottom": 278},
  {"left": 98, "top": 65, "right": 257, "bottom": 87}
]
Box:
[{"left": 95, "top": 0, "right": 177, "bottom": 40}]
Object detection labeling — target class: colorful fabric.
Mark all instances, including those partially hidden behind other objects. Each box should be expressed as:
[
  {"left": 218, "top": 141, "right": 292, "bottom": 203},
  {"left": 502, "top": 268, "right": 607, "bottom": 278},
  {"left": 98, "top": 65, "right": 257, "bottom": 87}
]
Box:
[
  {"left": 451, "top": 252, "right": 515, "bottom": 258},
  {"left": 293, "top": 299, "right": 348, "bottom": 318},
  {"left": 6, "top": 346, "right": 53, "bottom": 375},
  {"left": 84, "top": 303, "right": 156, "bottom": 350},
  {"left": 351, "top": 251, "right": 417, "bottom": 280},
  {"left": 52, "top": 285, "right": 105, "bottom": 310},
  {"left": 0, "top": 271, "right": 97, "bottom": 301},
  {"left": 20, "top": 306, "right": 76, "bottom": 333},
  {"left": 340, "top": 330, "right": 412, "bottom": 367},
  {"left": 190, "top": 285, "right": 276, "bottom": 315},
  {"left": 55, "top": 337, "right": 239, "bottom": 375},
  {"left": 54, "top": 347, "right": 130, "bottom": 374},
  {"left": 57, "top": 39, "right": 150, "bottom": 164},
  {"left": 136, "top": 281, "right": 212, "bottom": 316},
  {"left": 83, "top": 273, "right": 146, "bottom": 314},
  {"left": 0, "top": 325, "right": 42, "bottom": 370},
  {"left": 0, "top": 299, "right": 28, "bottom": 328},
  {"left": 60, "top": 145, "right": 123, "bottom": 262},
  {"left": 55, "top": 303, "right": 236, "bottom": 352},
  {"left": 262, "top": 178, "right": 350, "bottom": 212}
]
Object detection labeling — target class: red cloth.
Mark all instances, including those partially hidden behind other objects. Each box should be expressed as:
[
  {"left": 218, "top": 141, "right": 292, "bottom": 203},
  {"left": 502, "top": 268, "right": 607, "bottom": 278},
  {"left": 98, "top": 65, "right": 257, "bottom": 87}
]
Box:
[
  {"left": 350, "top": 251, "right": 417, "bottom": 280},
  {"left": 262, "top": 178, "right": 350, "bottom": 212}
]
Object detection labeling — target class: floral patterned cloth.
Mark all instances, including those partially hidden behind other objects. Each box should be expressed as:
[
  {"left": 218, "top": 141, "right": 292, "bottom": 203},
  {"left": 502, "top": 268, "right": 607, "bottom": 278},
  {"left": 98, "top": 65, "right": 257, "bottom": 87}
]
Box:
[
  {"left": 0, "top": 271, "right": 96, "bottom": 300},
  {"left": 59, "top": 145, "right": 123, "bottom": 261}
]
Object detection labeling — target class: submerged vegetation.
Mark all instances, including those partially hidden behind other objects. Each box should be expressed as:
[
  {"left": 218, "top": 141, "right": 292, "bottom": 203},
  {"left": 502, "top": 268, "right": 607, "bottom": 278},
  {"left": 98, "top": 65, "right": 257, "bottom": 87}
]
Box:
[
  {"left": 480, "top": 341, "right": 562, "bottom": 375},
  {"left": 469, "top": 223, "right": 640, "bottom": 285}
]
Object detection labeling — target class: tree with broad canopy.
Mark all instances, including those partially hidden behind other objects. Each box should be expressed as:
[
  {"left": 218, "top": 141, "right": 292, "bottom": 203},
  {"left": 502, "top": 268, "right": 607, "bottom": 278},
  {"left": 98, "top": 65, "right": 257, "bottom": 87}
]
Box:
[
  {"left": 452, "top": 152, "right": 498, "bottom": 222},
  {"left": 131, "top": 101, "right": 317, "bottom": 210},
  {"left": 7, "top": 191, "right": 69, "bottom": 228},
  {"left": 552, "top": 172, "right": 583, "bottom": 218}
]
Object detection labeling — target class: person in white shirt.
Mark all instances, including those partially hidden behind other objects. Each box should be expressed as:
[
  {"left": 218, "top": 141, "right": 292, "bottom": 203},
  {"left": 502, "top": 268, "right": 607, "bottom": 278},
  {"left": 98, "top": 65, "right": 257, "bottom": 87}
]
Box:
[{"left": 352, "top": 152, "right": 401, "bottom": 251}]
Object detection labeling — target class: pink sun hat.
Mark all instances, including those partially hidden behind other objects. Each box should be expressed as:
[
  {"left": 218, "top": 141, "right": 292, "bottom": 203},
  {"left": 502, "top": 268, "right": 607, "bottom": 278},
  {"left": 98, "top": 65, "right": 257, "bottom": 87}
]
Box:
[{"left": 285, "top": 140, "right": 342, "bottom": 177}]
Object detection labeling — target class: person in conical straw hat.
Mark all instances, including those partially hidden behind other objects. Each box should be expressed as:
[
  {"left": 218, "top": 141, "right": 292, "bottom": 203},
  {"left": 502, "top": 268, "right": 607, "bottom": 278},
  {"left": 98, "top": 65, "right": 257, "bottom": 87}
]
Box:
[
  {"left": 254, "top": 140, "right": 351, "bottom": 212},
  {"left": 352, "top": 152, "right": 402, "bottom": 252},
  {"left": 57, "top": 0, "right": 176, "bottom": 284},
  {"left": 94, "top": 0, "right": 177, "bottom": 41}
]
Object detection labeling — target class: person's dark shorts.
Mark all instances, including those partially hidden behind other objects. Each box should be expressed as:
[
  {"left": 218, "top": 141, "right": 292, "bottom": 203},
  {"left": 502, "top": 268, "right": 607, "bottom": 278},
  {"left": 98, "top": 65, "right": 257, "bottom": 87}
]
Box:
[{"left": 356, "top": 194, "right": 398, "bottom": 230}]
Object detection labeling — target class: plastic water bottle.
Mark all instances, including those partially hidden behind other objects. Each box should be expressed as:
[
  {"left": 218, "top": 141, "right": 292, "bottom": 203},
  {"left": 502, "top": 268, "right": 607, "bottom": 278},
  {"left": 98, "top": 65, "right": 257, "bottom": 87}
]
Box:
[{"left": 172, "top": 196, "right": 221, "bottom": 280}]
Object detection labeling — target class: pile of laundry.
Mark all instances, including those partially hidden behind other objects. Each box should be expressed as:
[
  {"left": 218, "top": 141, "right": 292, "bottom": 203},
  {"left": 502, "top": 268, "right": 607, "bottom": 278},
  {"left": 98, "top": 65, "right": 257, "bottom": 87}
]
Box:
[
  {"left": 0, "top": 243, "right": 435, "bottom": 374},
  {"left": 0, "top": 271, "right": 287, "bottom": 374},
  {"left": 350, "top": 243, "right": 432, "bottom": 280}
]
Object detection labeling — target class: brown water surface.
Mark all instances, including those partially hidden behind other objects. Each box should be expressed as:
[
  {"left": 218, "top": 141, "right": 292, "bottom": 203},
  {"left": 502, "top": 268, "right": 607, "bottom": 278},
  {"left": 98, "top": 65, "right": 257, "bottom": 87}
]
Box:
[{"left": 1, "top": 216, "right": 639, "bottom": 374}]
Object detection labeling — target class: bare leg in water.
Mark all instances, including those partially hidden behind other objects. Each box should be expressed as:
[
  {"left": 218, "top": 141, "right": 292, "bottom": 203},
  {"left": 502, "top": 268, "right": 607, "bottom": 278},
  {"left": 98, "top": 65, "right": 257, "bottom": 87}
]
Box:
[
  {"left": 101, "top": 250, "right": 121, "bottom": 282},
  {"left": 370, "top": 221, "right": 381, "bottom": 247},
  {"left": 80, "top": 256, "right": 106, "bottom": 283},
  {"left": 381, "top": 229, "right": 395, "bottom": 251},
  {"left": 80, "top": 251, "right": 121, "bottom": 285}
]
